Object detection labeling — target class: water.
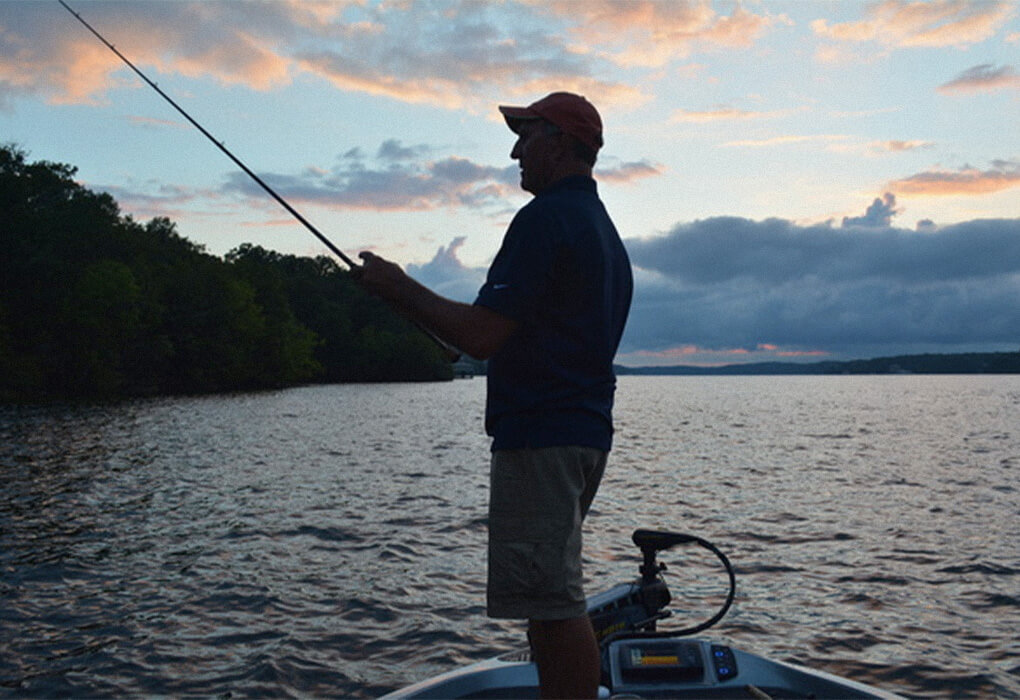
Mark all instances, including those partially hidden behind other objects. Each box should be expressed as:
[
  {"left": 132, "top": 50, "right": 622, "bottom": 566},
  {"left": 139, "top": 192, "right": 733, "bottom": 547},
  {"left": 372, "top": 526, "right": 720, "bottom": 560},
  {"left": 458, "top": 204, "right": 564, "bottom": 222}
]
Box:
[{"left": 1, "top": 376, "right": 1017, "bottom": 698}]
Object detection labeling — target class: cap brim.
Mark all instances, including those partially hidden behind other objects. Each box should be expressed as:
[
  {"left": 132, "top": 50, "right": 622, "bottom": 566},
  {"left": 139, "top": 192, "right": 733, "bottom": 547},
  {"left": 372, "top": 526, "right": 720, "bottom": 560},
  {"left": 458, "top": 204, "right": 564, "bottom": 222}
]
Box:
[{"left": 499, "top": 105, "right": 540, "bottom": 133}]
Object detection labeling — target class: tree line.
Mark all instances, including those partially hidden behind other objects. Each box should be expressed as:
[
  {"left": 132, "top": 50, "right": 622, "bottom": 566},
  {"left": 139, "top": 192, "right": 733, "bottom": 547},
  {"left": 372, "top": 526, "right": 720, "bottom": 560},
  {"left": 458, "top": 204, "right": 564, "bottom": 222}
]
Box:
[{"left": 1, "top": 145, "right": 453, "bottom": 400}]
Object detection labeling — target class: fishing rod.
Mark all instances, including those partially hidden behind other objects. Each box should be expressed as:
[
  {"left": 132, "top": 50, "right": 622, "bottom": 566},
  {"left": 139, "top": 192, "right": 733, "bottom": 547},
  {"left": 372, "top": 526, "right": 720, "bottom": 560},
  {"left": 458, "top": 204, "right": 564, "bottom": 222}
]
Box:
[
  {"left": 59, "top": 0, "right": 460, "bottom": 360},
  {"left": 58, "top": 0, "right": 357, "bottom": 269}
]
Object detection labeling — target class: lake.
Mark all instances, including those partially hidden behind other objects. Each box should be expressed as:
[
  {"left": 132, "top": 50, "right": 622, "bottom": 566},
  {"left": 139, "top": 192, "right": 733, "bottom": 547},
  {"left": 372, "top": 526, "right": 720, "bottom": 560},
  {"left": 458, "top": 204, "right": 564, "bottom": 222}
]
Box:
[{"left": 1, "top": 375, "right": 1017, "bottom": 697}]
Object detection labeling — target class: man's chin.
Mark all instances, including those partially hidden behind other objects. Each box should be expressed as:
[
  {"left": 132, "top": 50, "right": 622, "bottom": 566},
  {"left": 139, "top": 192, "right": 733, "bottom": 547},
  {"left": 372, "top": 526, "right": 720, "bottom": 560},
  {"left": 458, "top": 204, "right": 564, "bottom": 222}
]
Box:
[{"left": 520, "top": 172, "right": 544, "bottom": 194}]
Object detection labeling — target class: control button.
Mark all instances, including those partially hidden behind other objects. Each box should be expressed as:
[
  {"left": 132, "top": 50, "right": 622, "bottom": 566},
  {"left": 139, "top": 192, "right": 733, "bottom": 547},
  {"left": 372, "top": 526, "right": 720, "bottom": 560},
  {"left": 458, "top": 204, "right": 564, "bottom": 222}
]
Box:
[{"left": 711, "top": 644, "right": 738, "bottom": 681}]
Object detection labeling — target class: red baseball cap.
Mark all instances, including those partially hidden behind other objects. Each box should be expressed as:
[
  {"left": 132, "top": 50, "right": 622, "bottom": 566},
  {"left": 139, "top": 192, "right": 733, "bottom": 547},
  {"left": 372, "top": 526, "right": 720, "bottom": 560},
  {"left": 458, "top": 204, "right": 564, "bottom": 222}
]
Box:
[{"left": 499, "top": 92, "right": 603, "bottom": 153}]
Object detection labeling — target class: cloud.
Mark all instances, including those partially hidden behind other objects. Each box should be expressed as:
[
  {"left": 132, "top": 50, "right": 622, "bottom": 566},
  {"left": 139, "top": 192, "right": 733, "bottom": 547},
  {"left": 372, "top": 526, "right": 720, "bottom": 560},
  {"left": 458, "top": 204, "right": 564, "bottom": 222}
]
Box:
[
  {"left": 125, "top": 115, "right": 190, "bottom": 131},
  {"left": 620, "top": 199, "right": 1020, "bottom": 360},
  {"left": 869, "top": 140, "right": 934, "bottom": 153},
  {"left": 0, "top": 3, "right": 123, "bottom": 105},
  {"left": 938, "top": 64, "right": 1020, "bottom": 94},
  {"left": 93, "top": 133, "right": 660, "bottom": 224},
  {"left": 618, "top": 343, "right": 831, "bottom": 367},
  {"left": 95, "top": 180, "right": 218, "bottom": 224},
  {"left": 811, "top": 0, "right": 1016, "bottom": 49},
  {"left": 670, "top": 106, "right": 792, "bottom": 123},
  {"left": 289, "top": 3, "right": 650, "bottom": 111},
  {"left": 596, "top": 160, "right": 665, "bottom": 185},
  {"left": 406, "top": 237, "right": 487, "bottom": 302},
  {"left": 2, "top": 3, "right": 300, "bottom": 105},
  {"left": 221, "top": 144, "right": 517, "bottom": 212},
  {"left": 377, "top": 139, "right": 430, "bottom": 162},
  {"left": 841, "top": 193, "right": 900, "bottom": 227},
  {"left": 381, "top": 197, "right": 1020, "bottom": 364},
  {"left": 889, "top": 160, "right": 1020, "bottom": 196},
  {"left": 540, "top": 1, "right": 776, "bottom": 68},
  {"left": 4, "top": 1, "right": 648, "bottom": 113},
  {"left": 723, "top": 134, "right": 851, "bottom": 148}
]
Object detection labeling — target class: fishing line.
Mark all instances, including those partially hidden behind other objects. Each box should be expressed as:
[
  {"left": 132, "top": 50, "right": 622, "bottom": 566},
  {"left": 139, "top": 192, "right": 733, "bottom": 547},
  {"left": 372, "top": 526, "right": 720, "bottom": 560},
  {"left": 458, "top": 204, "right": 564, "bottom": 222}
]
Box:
[{"left": 59, "top": 0, "right": 460, "bottom": 359}]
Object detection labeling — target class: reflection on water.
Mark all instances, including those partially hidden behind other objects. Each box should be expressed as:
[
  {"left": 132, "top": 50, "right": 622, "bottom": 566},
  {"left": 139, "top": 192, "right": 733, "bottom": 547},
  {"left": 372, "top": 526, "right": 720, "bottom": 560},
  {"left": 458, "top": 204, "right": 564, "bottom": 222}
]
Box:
[{"left": 1, "top": 376, "right": 1017, "bottom": 698}]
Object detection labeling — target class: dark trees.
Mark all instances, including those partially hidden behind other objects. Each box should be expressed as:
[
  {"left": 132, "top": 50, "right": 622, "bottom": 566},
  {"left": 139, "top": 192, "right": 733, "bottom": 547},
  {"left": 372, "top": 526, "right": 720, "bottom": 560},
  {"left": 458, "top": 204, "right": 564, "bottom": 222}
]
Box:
[{"left": 1, "top": 146, "right": 452, "bottom": 400}]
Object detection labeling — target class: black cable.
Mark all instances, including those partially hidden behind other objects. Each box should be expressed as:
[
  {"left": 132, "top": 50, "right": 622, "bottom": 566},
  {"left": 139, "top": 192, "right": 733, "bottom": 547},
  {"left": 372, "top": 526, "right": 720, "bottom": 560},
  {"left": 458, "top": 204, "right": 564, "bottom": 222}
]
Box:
[
  {"left": 668, "top": 535, "right": 736, "bottom": 637},
  {"left": 609, "top": 530, "right": 737, "bottom": 644}
]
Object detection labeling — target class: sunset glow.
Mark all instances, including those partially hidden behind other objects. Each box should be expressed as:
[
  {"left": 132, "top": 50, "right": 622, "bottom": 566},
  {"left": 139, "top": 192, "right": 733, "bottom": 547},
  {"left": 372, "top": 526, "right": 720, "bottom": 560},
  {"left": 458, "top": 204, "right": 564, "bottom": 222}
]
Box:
[{"left": 2, "top": 0, "right": 1016, "bottom": 366}]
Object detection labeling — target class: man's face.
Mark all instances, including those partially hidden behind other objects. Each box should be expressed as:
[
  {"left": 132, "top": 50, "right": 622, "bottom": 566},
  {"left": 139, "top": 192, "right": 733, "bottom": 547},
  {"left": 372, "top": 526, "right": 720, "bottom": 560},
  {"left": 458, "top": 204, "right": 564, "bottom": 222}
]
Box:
[{"left": 510, "top": 120, "right": 567, "bottom": 195}]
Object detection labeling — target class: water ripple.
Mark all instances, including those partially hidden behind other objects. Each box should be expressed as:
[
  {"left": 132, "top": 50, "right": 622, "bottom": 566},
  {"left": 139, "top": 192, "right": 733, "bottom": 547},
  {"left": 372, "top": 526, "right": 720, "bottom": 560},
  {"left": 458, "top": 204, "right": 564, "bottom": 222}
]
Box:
[{"left": 2, "top": 376, "right": 1018, "bottom": 698}]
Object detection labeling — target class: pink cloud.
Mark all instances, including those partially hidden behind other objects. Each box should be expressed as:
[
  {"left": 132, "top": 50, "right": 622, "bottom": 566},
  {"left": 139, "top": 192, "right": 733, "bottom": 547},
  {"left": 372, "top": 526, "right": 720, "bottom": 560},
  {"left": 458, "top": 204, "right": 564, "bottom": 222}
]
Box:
[
  {"left": 543, "top": 0, "right": 775, "bottom": 68},
  {"left": 671, "top": 107, "right": 778, "bottom": 123},
  {"left": 623, "top": 343, "right": 830, "bottom": 367},
  {"left": 811, "top": 0, "right": 1015, "bottom": 49},
  {"left": 596, "top": 160, "right": 665, "bottom": 184},
  {"left": 889, "top": 161, "right": 1020, "bottom": 196}
]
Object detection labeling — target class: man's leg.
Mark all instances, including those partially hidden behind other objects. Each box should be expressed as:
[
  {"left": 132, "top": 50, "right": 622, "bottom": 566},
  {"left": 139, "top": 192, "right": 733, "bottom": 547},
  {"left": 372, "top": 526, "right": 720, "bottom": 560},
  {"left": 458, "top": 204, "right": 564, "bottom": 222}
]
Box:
[
  {"left": 529, "top": 615, "right": 600, "bottom": 699},
  {"left": 487, "top": 447, "right": 608, "bottom": 697}
]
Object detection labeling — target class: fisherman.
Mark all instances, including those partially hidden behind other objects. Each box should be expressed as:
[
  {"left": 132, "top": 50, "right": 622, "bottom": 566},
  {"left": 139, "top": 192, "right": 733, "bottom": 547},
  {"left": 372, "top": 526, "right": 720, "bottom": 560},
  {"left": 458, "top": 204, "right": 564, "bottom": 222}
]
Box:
[{"left": 357, "top": 92, "right": 632, "bottom": 699}]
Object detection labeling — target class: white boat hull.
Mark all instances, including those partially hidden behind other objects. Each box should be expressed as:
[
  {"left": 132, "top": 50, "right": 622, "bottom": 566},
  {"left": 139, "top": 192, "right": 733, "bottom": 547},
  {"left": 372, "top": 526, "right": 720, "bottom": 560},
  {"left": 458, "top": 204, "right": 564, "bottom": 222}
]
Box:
[
  {"left": 383, "top": 530, "right": 905, "bottom": 699},
  {"left": 383, "top": 638, "right": 905, "bottom": 699}
]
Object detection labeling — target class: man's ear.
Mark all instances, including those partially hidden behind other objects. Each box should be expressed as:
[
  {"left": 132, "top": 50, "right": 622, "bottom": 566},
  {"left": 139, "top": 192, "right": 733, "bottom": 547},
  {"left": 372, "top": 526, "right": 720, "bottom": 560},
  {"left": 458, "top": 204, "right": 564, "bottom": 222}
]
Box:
[{"left": 551, "top": 131, "right": 576, "bottom": 163}]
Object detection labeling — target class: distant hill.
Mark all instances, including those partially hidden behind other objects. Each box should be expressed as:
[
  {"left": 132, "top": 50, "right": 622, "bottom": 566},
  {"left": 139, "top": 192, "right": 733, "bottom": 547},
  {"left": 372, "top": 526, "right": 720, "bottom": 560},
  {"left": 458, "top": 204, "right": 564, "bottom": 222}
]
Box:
[{"left": 616, "top": 351, "right": 1020, "bottom": 376}]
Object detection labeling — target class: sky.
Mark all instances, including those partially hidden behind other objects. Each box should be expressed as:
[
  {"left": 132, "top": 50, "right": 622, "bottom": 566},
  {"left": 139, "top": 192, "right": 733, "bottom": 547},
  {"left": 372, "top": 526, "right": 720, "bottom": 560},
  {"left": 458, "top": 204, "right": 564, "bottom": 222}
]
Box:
[{"left": 1, "top": 0, "right": 1018, "bottom": 366}]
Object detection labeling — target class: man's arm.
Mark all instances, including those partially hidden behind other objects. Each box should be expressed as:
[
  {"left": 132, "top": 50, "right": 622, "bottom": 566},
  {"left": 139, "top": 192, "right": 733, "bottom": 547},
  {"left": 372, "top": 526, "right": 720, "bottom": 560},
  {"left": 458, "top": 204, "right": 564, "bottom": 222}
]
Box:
[{"left": 357, "top": 252, "right": 518, "bottom": 360}]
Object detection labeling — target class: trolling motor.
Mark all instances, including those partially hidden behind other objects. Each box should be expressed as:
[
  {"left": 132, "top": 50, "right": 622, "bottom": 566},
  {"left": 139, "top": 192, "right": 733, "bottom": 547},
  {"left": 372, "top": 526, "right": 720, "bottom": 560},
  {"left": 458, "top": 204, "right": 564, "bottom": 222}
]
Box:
[
  {"left": 584, "top": 530, "right": 739, "bottom": 692},
  {"left": 587, "top": 529, "right": 736, "bottom": 644}
]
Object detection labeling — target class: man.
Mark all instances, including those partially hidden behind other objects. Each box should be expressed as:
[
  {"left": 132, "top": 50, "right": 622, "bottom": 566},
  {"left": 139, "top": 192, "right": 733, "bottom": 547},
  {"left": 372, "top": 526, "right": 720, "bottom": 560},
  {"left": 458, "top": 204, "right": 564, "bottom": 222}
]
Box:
[{"left": 357, "top": 92, "right": 632, "bottom": 698}]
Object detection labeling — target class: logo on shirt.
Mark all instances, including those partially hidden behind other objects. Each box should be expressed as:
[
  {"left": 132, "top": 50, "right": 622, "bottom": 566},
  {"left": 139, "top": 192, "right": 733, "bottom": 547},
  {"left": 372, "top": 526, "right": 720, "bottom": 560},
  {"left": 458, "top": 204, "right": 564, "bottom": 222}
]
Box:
[{"left": 492, "top": 283, "right": 511, "bottom": 290}]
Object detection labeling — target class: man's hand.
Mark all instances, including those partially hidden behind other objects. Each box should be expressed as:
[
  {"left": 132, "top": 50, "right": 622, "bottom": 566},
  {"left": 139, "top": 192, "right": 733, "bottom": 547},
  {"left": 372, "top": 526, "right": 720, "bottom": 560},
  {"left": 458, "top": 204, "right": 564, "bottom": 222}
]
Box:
[
  {"left": 354, "top": 249, "right": 518, "bottom": 360},
  {"left": 356, "top": 251, "right": 410, "bottom": 304}
]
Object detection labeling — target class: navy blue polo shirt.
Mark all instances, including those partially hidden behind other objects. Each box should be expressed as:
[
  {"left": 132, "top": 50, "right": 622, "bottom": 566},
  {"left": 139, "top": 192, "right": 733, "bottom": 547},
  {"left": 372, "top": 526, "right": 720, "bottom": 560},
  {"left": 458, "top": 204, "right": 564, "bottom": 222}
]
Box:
[{"left": 474, "top": 175, "right": 633, "bottom": 451}]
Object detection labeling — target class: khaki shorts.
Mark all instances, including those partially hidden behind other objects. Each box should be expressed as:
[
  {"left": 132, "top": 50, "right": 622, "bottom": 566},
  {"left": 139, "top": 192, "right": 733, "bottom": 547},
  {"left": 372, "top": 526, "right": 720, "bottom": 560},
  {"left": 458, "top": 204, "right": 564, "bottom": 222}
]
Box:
[{"left": 486, "top": 446, "right": 607, "bottom": 621}]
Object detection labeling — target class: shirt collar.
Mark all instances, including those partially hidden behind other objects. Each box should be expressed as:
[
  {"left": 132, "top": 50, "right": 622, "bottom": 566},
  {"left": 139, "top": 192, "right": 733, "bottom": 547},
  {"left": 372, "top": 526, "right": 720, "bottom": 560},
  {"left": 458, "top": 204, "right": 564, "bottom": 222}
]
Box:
[{"left": 539, "top": 174, "right": 597, "bottom": 196}]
